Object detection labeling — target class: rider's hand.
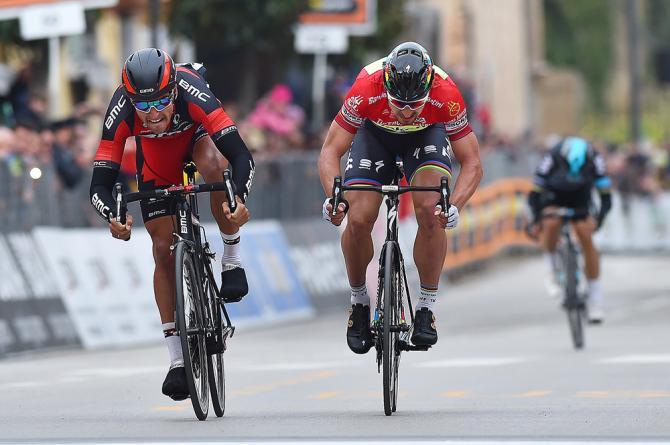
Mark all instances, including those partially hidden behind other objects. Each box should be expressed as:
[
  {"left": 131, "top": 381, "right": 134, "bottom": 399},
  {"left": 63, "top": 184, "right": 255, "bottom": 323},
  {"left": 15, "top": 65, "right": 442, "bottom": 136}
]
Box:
[
  {"left": 323, "top": 198, "right": 347, "bottom": 226},
  {"left": 434, "top": 204, "right": 459, "bottom": 230},
  {"left": 109, "top": 213, "right": 133, "bottom": 241},
  {"left": 223, "top": 196, "right": 250, "bottom": 227}
]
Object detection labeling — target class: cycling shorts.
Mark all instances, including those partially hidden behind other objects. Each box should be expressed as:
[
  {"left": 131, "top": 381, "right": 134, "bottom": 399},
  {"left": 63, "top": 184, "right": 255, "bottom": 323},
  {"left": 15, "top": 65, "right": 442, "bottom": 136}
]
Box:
[
  {"left": 343, "top": 121, "right": 452, "bottom": 187},
  {"left": 543, "top": 189, "right": 592, "bottom": 221},
  {"left": 137, "top": 125, "right": 208, "bottom": 223}
]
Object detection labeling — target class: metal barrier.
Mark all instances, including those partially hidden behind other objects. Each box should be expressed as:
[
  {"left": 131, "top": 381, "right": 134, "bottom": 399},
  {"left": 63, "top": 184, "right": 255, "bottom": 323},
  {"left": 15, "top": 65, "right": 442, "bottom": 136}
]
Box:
[{"left": 0, "top": 148, "right": 538, "bottom": 232}]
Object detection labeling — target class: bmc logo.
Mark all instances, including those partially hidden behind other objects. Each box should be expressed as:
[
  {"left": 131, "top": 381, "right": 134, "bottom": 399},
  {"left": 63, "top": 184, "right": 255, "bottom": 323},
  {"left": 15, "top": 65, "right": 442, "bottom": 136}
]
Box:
[
  {"left": 179, "top": 78, "right": 210, "bottom": 102},
  {"left": 105, "top": 96, "right": 127, "bottom": 130},
  {"left": 179, "top": 210, "right": 188, "bottom": 234}
]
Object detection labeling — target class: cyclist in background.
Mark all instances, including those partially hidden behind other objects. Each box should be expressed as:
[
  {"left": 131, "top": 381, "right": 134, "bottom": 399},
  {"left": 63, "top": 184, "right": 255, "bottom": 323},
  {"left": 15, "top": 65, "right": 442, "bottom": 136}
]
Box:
[
  {"left": 527, "top": 136, "right": 612, "bottom": 323},
  {"left": 318, "top": 42, "right": 482, "bottom": 352},
  {"left": 89, "top": 48, "right": 254, "bottom": 400}
]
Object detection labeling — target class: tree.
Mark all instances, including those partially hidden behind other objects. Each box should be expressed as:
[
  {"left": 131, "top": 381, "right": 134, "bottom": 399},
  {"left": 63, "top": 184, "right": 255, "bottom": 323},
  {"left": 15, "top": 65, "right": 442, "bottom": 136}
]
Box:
[
  {"left": 168, "top": 0, "right": 309, "bottom": 112},
  {"left": 544, "top": 0, "right": 613, "bottom": 107}
]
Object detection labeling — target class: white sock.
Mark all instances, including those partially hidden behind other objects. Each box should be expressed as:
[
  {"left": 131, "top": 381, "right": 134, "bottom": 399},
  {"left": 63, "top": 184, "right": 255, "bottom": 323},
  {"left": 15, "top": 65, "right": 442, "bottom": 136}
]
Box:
[
  {"left": 588, "top": 279, "right": 602, "bottom": 304},
  {"left": 544, "top": 251, "right": 558, "bottom": 274},
  {"left": 163, "top": 322, "right": 183, "bottom": 366},
  {"left": 221, "top": 231, "right": 241, "bottom": 268},
  {"left": 416, "top": 284, "right": 438, "bottom": 312},
  {"left": 350, "top": 284, "right": 370, "bottom": 306}
]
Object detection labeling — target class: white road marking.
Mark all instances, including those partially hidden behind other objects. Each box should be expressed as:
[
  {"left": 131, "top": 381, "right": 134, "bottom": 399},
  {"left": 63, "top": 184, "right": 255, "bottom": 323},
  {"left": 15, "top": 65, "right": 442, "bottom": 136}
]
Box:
[
  {"left": 597, "top": 354, "right": 670, "bottom": 364},
  {"left": 38, "top": 441, "right": 670, "bottom": 445},
  {"left": 413, "top": 357, "right": 530, "bottom": 368}
]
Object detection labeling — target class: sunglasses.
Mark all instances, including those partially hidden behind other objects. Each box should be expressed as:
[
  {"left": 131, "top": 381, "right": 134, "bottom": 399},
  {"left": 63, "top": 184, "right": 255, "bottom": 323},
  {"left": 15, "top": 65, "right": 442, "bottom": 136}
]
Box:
[
  {"left": 132, "top": 91, "right": 175, "bottom": 113},
  {"left": 387, "top": 93, "right": 430, "bottom": 111}
]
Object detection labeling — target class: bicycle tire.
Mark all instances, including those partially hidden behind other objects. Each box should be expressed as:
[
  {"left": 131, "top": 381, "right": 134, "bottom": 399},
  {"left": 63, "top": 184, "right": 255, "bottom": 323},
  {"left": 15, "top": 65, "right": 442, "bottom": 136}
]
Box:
[
  {"left": 175, "top": 241, "right": 209, "bottom": 420},
  {"left": 205, "top": 272, "right": 225, "bottom": 417},
  {"left": 563, "top": 246, "right": 584, "bottom": 350},
  {"left": 382, "top": 241, "right": 401, "bottom": 416}
]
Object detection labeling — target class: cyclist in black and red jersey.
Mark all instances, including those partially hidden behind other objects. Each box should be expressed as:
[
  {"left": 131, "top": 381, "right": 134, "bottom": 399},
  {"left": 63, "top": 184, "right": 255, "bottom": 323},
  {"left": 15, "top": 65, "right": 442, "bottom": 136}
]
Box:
[
  {"left": 318, "top": 42, "right": 483, "bottom": 353},
  {"left": 89, "top": 48, "right": 254, "bottom": 400}
]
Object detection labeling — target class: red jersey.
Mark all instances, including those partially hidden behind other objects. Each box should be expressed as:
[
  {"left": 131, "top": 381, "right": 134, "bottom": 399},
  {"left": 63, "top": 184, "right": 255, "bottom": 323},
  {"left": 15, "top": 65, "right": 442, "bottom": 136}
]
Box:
[{"left": 335, "top": 59, "right": 472, "bottom": 140}]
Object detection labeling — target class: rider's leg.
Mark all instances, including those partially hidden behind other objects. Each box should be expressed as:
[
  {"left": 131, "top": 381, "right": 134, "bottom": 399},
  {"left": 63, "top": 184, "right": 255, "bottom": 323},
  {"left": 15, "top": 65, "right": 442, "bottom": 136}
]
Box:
[
  {"left": 540, "top": 215, "right": 562, "bottom": 298},
  {"left": 572, "top": 217, "right": 603, "bottom": 320},
  {"left": 193, "top": 135, "right": 248, "bottom": 300},
  {"left": 146, "top": 215, "right": 178, "bottom": 325},
  {"left": 410, "top": 167, "right": 446, "bottom": 311},
  {"left": 341, "top": 125, "right": 394, "bottom": 353},
  {"left": 145, "top": 214, "right": 189, "bottom": 398},
  {"left": 341, "top": 190, "right": 383, "bottom": 302},
  {"left": 340, "top": 190, "right": 381, "bottom": 354},
  {"left": 406, "top": 166, "right": 445, "bottom": 346}
]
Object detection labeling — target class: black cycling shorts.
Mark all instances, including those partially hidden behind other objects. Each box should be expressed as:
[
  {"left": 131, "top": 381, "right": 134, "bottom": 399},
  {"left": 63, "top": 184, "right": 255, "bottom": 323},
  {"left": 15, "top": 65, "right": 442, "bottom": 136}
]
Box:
[
  {"left": 343, "top": 121, "right": 453, "bottom": 186},
  {"left": 543, "top": 189, "right": 592, "bottom": 221},
  {"left": 138, "top": 125, "right": 209, "bottom": 223}
]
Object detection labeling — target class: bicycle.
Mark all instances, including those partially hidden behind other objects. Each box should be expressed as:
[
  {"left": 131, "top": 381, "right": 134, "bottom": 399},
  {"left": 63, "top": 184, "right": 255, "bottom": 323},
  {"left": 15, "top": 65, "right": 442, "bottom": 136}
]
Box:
[
  {"left": 542, "top": 207, "right": 589, "bottom": 350},
  {"left": 115, "top": 163, "right": 237, "bottom": 420},
  {"left": 331, "top": 167, "right": 450, "bottom": 416}
]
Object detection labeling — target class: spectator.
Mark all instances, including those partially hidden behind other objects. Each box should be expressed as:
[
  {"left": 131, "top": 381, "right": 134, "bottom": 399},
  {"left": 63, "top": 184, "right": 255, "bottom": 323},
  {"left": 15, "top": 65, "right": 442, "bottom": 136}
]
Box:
[
  {"left": 243, "top": 84, "right": 306, "bottom": 158},
  {"left": 51, "top": 117, "right": 85, "bottom": 189}
]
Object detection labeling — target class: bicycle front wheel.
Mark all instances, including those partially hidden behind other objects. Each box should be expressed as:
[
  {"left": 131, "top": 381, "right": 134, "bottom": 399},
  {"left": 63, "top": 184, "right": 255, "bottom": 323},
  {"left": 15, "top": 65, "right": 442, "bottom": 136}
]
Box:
[
  {"left": 175, "top": 241, "right": 209, "bottom": 420},
  {"left": 563, "top": 247, "right": 584, "bottom": 350},
  {"left": 204, "top": 271, "right": 225, "bottom": 417},
  {"left": 382, "top": 241, "right": 401, "bottom": 416}
]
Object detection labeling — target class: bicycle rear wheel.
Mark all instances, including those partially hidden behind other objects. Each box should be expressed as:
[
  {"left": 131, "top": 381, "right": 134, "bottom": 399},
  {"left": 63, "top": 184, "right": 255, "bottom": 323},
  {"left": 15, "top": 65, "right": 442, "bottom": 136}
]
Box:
[
  {"left": 563, "top": 247, "right": 584, "bottom": 350},
  {"left": 204, "top": 271, "right": 225, "bottom": 417},
  {"left": 175, "top": 241, "right": 209, "bottom": 420},
  {"left": 382, "top": 241, "right": 401, "bottom": 416}
]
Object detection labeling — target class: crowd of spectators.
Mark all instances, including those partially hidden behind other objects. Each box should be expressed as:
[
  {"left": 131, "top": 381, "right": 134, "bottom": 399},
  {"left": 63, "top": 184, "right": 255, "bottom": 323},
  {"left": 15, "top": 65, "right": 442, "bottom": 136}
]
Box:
[{"left": 2, "top": 62, "right": 670, "bottom": 213}]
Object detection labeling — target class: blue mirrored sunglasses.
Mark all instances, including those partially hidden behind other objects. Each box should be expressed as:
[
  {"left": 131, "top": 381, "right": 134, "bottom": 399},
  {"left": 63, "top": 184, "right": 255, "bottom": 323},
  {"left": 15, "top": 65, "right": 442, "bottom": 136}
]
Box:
[{"left": 132, "top": 93, "right": 174, "bottom": 113}]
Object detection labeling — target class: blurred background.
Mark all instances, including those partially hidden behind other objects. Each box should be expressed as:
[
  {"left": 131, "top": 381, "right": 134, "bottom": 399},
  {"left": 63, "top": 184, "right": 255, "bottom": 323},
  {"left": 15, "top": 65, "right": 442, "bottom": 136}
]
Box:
[
  {"left": 0, "top": 0, "right": 668, "bottom": 353},
  {"left": 0, "top": 0, "right": 669, "bottom": 227},
  {"left": 0, "top": 2, "right": 669, "bottom": 438}
]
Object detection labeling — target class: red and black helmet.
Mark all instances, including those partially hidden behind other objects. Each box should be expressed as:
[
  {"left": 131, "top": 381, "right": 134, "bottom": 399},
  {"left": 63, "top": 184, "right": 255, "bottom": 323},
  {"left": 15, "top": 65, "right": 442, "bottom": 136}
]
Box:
[{"left": 121, "top": 48, "right": 176, "bottom": 101}]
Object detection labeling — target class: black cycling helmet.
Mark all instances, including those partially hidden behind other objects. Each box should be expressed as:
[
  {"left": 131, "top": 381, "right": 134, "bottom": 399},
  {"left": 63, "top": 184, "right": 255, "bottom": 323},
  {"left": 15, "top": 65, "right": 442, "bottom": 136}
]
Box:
[
  {"left": 383, "top": 42, "right": 434, "bottom": 102},
  {"left": 122, "top": 48, "right": 176, "bottom": 101}
]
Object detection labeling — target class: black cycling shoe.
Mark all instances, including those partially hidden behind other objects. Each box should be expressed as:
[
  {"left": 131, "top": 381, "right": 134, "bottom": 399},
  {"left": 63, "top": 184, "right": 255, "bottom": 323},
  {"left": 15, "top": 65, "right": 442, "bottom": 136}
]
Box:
[
  {"left": 411, "top": 307, "right": 438, "bottom": 346},
  {"left": 221, "top": 265, "right": 249, "bottom": 303},
  {"left": 346, "top": 304, "right": 373, "bottom": 354},
  {"left": 161, "top": 364, "right": 189, "bottom": 401}
]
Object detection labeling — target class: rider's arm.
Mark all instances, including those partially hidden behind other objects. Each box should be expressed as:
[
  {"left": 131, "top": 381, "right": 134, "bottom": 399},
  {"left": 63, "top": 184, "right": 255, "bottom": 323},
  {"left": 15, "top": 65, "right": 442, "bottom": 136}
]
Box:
[
  {"left": 89, "top": 88, "right": 133, "bottom": 222},
  {"left": 593, "top": 151, "right": 612, "bottom": 228},
  {"left": 179, "top": 69, "right": 255, "bottom": 202},
  {"left": 449, "top": 132, "right": 483, "bottom": 210},
  {"left": 317, "top": 120, "right": 356, "bottom": 196},
  {"left": 528, "top": 152, "right": 555, "bottom": 222},
  {"left": 527, "top": 186, "right": 544, "bottom": 223},
  {"left": 211, "top": 128, "right": 255, "bottom": 203}
]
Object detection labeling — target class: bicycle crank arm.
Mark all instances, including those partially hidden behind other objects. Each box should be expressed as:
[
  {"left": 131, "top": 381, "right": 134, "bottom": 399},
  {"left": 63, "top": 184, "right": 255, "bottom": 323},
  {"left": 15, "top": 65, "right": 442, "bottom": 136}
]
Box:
[
  {"left": 397, "top": 340, "right": 431, "bottom": 351},
  {"left": 389, "top": 324, "right": 410, "bottom": 333}
]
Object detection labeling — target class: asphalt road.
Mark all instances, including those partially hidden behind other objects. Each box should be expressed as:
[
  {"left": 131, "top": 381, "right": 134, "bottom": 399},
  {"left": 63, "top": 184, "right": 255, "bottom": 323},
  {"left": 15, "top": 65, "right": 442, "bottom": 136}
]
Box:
[{"left": 0, "top": 254, "right": 668, "bottom": 444}]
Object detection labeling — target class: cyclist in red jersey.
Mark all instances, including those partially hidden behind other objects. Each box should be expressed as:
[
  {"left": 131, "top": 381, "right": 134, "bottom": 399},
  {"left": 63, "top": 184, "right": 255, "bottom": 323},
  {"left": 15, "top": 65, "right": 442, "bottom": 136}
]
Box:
[
  {"left": 89, "top": 48, "right": 254, "bottom": 400},
  {"left": 318, "top": 42, "right": 483, "bottom": 352}
]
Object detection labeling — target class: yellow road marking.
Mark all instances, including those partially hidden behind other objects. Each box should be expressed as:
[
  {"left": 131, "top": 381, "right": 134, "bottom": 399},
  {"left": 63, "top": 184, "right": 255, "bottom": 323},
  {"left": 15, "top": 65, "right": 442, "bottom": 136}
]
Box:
[
  {"left": 229, "top": 370, "right": 337, "bottom": 399},
  {"left": 577, "top": 391, "right": 609, "bottom": 398},
  {"left": 440, "top": 391, "right": 468, "bottom": 398},
  {"left": 310, "top": 391, "right": 340, "bottom": 400},
  {"left": 520, "top": 390, "right": 551, "bottom": 397},
  {"left": 152, "top": 405, "right": 185, "bottom": 411},
  {"left": 637, "top": 391, "right": 670, "bottom": 398}
]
